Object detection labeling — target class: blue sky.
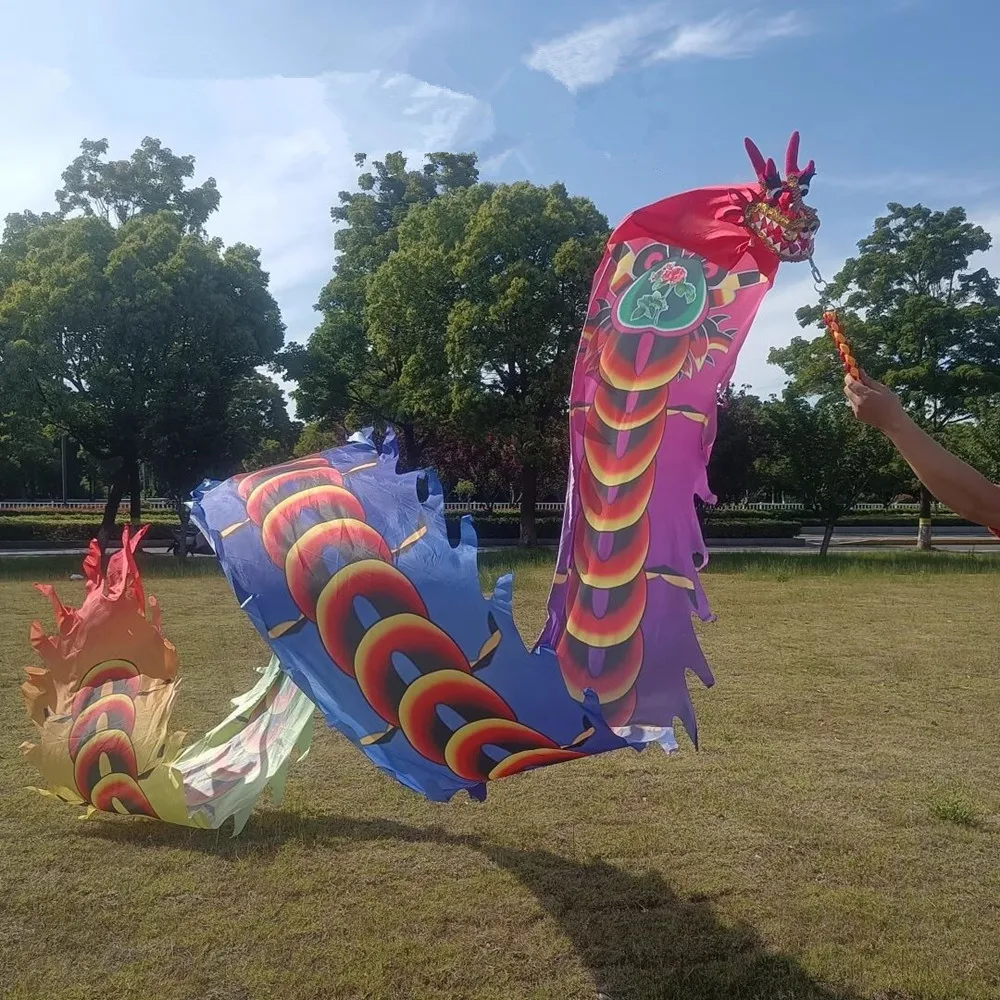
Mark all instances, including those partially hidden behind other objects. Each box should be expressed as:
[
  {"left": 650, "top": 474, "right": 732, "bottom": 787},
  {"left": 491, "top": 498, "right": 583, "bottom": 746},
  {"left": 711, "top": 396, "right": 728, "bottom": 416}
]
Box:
[{"left": 2, "top": 0, "right": 999, "bottom": 399}]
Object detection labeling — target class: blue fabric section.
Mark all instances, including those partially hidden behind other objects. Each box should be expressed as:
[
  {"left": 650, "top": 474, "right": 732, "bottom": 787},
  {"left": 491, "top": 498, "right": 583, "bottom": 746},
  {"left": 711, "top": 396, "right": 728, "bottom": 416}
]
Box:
[{"left": 190, "top": 431, "right": 631, "bottom": 802}]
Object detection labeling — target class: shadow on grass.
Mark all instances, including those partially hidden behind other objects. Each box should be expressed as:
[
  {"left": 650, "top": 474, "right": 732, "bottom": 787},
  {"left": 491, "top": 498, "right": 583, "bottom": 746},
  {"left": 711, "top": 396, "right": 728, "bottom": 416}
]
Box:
[{"left": 83, "top": 813, "right": 862, "bottom": 1000}]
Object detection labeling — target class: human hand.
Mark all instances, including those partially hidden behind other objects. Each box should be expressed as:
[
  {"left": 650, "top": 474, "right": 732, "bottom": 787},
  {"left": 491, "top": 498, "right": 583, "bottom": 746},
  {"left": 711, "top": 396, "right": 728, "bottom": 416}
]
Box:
[{"left": 844, "top": 370, "right": 907, "bottom": 434}]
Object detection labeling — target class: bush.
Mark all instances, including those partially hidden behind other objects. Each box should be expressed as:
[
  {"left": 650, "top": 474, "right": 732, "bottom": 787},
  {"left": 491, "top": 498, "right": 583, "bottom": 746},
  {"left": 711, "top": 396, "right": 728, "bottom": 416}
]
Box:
[
  {"left": 0, "top": 516, "right": 176, "bottom": 542},
  {"left": 445, "top": 513, "right": 563, "bottom": 542},
  {"left": 444, "top": 512, "right": 800, "bottom": 541},
  {"left": 0, "top": 506, "right": 176, "bottom": 518},
  {"left": 704, "top": 509, "right": 972, "bottom": 528},
  {"left": 452, "top": 480, "right": 476, "bottom": 503},
  {"left": 702, "top": 520, "right": 801, "bottom": 539}
]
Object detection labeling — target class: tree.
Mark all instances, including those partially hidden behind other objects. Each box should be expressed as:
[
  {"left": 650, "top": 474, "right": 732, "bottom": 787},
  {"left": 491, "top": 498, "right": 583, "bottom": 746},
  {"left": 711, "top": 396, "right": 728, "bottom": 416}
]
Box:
[
  {"left": 707, "top": 385, "right": 770, "bottom": 505},
  {"left": 0, "top": 195, "right": 283, "bottom": 547},
  {"left": 425, "top": 427, "right": 525, "bottom": 511},
  {"left": 772, "top": 203, "right": 1000, "bottom": 548},
  {"left": 56, "top": 136, "right": 220, "bottom": 232},
  {"left": 439, "top": 182, "right": 607, "bottom": 543},
  {"left": 0, "top": 409, "right": 61, "bottom": 498},
  {"left": 948, "top": 403, "right": 1000, "bottom": 484},
  {"left": 760, "top": 396, "right": 896, "bottom": 555},
  {"left": 228, "top": 374, "right": 301, "bottom": 472},
  {"left": 294, "top": 422, "right": 342, "bottom": 458},
  {"left": 281, "top": 150, "right": 480, "bottom": 467}
]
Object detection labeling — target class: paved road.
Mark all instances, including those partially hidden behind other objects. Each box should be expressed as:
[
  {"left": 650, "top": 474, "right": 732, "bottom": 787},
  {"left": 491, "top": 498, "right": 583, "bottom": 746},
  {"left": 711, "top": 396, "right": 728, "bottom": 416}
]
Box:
[{"left": 4, "top": 527, "right": 998, "bottom": 559}]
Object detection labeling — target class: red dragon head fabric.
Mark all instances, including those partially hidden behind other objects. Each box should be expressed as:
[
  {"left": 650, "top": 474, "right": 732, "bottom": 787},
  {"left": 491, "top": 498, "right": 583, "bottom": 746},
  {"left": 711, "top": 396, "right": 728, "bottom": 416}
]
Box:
[{"left": 740, "top": 131, "right": 819, "bottom": 262}]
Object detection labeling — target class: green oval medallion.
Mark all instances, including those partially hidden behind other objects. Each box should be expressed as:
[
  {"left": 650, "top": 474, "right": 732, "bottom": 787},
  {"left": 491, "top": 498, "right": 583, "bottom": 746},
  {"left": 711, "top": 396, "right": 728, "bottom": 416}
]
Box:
[{"left": 616, "top": 255, "right": 708, "bottom": 335}]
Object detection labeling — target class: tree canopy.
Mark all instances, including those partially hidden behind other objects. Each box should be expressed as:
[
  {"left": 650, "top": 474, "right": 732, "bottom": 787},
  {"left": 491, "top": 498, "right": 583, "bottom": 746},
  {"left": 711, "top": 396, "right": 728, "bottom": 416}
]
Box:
[
  {"left": 707, "top": 386, "right": 770, "bottom": 505},
  {"left": 771, "top": 202, "right": 1000, "bottom": 545},
  {"left": 281, "top": 150, "right": 480, "bottom": 466},
  {"left": 759, "top": 396, "right": 896, "bottom": 553},
  {"left": 362, "top": 178, "right": 607, "bottom": 542},
  {"left": 56, "top": 136, "right": 221, "bottom": 232},
  {"left": 0, "top": 138, "right": 285, "bottom": 540}
]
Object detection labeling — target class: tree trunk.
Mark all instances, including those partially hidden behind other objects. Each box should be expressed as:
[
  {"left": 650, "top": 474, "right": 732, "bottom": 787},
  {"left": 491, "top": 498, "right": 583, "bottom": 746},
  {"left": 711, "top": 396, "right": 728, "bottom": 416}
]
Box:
[
  {"left": 519, "top": 462, "right": 538, "bottom": 546},
  {"left": 917, "top": 485, "right": 933, "bottom": 551},
  {"left": 399, "top": 423, "right": 424, "bottom": 473},
  {"left": 129, "top": 460, "right": 142, "bottom": 529},
  {"left": 98, "top": 468, "right": 128, "bottom": 557},
  {"left": 174, "top": 498, "right": 190, "bottom": 562},
  {"left": 819, "top": 521, "right": 836, "bottom": 556}
]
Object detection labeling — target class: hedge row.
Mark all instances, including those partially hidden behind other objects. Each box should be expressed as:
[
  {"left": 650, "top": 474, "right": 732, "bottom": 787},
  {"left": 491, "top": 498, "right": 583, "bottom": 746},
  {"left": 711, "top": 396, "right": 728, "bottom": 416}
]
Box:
[
  {"left": 705, "top": 510, "right": 970, "bottom": 527},
  {"left": 445, "top": 507, "right": 971, "bottom": 528},
  {"left": 0, "top": 513, "right": 801, "bottom": 542},
  {"left": 0, "top": 520, "right": 177, "bottom": 541},
  {"left": 702, "top": 520, "right": 801, "bottom": 539},
  {"left": 2, "top": 506, "right": 968, "bottom": 527},
  {"left": 446, "top": 514, "right": 801, "bottom": 541},
  {"left": 797, "top": 514, "right": 972, "bottom": 528}
]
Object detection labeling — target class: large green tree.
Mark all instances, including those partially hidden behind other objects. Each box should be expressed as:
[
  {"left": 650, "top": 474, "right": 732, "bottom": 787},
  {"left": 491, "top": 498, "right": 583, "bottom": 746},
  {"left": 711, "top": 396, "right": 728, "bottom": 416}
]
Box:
[
  {"left": 0, "top": 410, "right": 61, "bottom": 498},
  {"left": 0, "top": 139, "right": 284, "bottom": 545},
  {"left": 444, "top": 182, "right": 607, "bottom": 542},
  {"left": 947, "top": 403, "right": 1000, "bottom": 485},
  {"left": 760, "top": 396, "right": 895, "bottom": 555},
  {"left": 281, "top": 150, "right": 479, "bottom": 467},
  {"left": 771, "top": 203, "right": 1000, "bottom": 548},
  {"left": 707, "top": 385, "right": 771, "bottom": 505},
  {"left": 56, "top": 136, "right": 220, "bottom": 232},
  {"left": 366, "top": 180, "right": 607, "bottom": 543}
]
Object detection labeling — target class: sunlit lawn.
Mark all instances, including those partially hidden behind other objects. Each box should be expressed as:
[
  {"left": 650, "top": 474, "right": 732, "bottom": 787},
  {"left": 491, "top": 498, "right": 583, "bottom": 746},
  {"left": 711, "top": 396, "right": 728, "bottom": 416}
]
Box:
[{"left": 1, "top": 551, "right": 999, "bottom": 999}]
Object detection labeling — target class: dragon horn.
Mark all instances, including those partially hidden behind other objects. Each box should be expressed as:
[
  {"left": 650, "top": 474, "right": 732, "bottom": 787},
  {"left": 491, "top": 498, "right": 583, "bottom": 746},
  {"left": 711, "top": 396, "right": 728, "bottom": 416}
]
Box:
[
  {"left": 744, "top": 137, "right": 767, "bottom": 179},
  {"left": 785, "top": 131, "right": 801, "bottom": 176}
]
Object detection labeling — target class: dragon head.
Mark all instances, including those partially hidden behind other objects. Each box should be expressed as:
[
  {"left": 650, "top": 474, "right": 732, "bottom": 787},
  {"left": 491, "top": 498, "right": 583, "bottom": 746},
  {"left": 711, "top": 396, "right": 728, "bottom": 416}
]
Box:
[{"left": 741, "top": 131, "right": 819, "bottom": 263}]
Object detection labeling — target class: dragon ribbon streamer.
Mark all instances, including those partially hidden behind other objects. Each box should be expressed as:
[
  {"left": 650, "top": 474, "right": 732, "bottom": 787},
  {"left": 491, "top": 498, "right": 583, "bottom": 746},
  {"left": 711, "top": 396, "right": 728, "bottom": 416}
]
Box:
[
  {"left": 539, "top": 131, "right": 820, "bottom": 745},
  {"left": 16, "top": 130, "right": 822, "bottom": 820},
  {"left": 190, "top": 132, "right": 819, "bottom": 803},
  {"left": 22, "top": 526, "right": 314, "bottom": 834}
]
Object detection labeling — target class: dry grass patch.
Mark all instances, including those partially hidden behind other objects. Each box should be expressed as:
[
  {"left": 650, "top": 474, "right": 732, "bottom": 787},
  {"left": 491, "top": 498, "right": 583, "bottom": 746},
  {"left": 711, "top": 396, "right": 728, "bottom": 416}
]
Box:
[{"left": 0, "top": 554, "right": 998, "bottom": 999}]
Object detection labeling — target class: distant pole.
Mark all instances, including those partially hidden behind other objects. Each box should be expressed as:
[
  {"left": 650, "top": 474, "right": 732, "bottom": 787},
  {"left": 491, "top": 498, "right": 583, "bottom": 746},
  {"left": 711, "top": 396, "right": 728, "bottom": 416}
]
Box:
[{"left": 60, "top": 433, "right": 68, "bottom": 505}]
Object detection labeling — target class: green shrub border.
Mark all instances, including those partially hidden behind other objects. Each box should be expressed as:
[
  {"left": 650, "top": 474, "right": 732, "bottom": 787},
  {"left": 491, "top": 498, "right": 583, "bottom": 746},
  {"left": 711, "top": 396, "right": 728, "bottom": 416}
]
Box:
[{"left": 0, "top": 511, "right": 802, "bottom": 542}]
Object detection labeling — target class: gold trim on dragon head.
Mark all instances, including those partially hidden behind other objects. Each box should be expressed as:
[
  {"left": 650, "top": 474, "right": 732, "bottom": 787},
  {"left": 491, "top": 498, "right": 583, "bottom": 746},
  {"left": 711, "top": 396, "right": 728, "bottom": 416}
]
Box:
[{"left": 742, "top": 131, "right": 819, "bottom": 263}]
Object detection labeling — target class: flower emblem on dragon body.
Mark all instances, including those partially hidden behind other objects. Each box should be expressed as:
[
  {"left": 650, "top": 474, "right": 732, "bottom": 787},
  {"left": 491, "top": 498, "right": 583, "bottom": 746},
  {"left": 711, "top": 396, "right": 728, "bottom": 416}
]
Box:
[{"left": 654, "top": 263, "right": 688, "bottom": 286}]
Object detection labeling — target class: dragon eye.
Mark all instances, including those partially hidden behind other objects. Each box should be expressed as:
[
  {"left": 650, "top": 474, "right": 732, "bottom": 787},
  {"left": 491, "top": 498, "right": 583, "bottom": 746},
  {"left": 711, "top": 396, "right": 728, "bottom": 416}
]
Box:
[
  {"left": 767, "top": 185, "right": 783, "bottom": 202},
  {"left": 798, "top": 181, "right": 810, "bottom": 196}
]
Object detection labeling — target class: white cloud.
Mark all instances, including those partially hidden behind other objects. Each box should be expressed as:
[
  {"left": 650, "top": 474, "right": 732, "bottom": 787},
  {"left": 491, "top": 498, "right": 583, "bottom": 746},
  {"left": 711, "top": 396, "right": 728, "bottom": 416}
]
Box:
[
  {"left": 0, "top": 63, "right": 90, "bottom": 219},
  {"left": 652, "top": 10, "right": 805, "bottom": 60},
  {"left": 0, "top": 66, "right": 494, "bottom": 342},
  {"left": 525, "top": 9, "right": 649, "bottom": 91},
  {"left": 525, "top": 6, "right": 808, "bottom": 91}
]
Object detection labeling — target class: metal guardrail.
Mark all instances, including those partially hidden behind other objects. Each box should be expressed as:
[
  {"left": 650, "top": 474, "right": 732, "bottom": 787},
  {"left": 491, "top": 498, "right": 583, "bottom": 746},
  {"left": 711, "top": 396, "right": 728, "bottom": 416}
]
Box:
[
  {"left": 441, "top": 502, "right": 565, "bottom": 512},
  {"left": 0, "top": 498, "right": 175, "bottom": 511},
  {"left": 713, "top": 502, "right": 942, "bottom": 512}
]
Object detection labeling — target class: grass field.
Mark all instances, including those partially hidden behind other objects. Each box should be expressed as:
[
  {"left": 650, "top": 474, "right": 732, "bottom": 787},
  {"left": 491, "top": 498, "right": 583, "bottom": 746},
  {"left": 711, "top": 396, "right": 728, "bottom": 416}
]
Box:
[{"left": 2, "top": 551, "right": 999, "bottom": 999}]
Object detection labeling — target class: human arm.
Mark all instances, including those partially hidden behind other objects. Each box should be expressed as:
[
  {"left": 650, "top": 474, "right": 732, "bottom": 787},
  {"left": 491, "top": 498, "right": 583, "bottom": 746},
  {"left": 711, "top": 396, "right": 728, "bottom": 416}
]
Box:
[{"left": 843, "top": 371, "right": 1000, "bottom": 529}]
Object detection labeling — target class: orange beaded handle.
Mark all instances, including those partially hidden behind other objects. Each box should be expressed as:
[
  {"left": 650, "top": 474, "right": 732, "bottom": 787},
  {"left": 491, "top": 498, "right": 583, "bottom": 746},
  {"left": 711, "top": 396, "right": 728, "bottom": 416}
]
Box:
[{"left": 822, "top": 310, "right": 859, "bottom": 380}]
